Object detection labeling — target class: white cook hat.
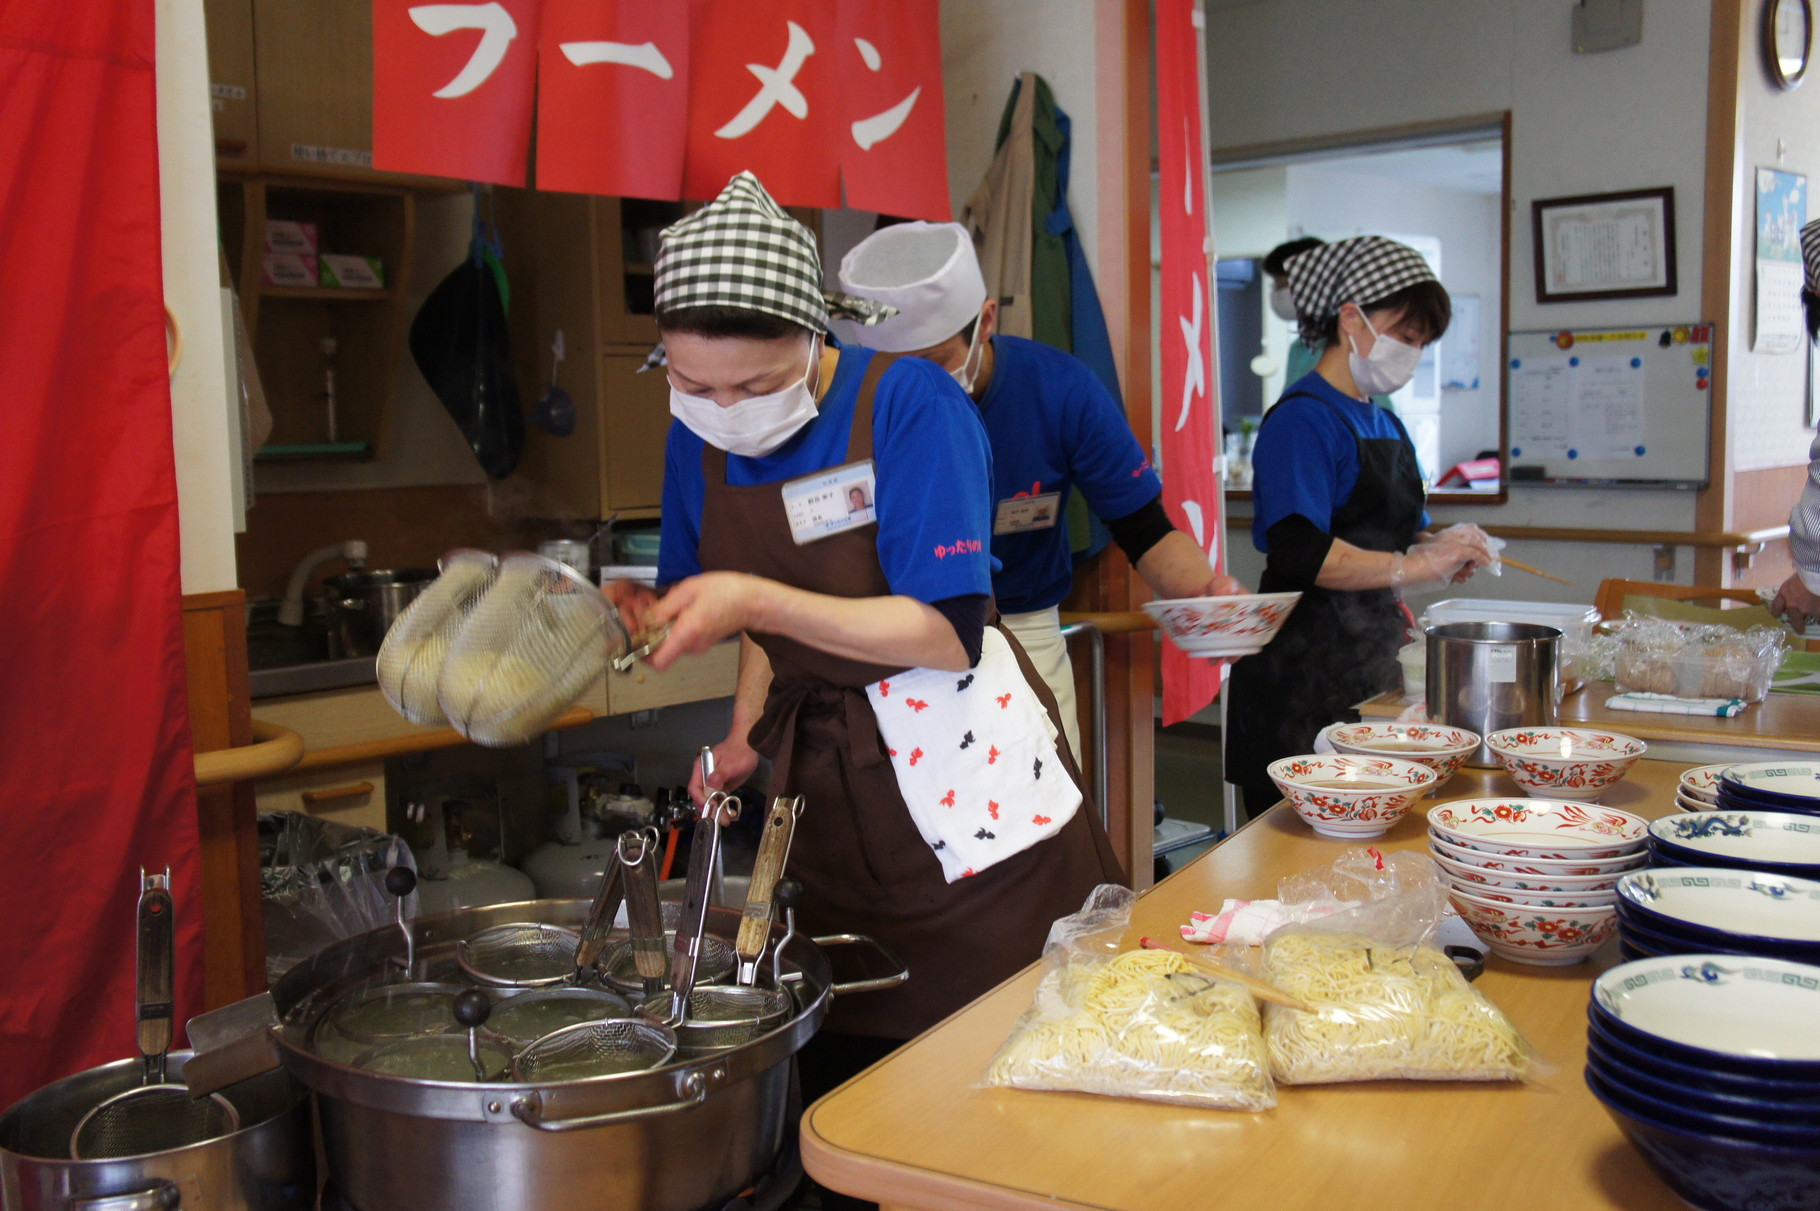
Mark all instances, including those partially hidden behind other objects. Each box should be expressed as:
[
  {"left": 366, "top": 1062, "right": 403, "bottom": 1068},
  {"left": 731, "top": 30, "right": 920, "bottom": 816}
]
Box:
[{"left": 829, "top": 222, "right": 989, "bottom": 352}]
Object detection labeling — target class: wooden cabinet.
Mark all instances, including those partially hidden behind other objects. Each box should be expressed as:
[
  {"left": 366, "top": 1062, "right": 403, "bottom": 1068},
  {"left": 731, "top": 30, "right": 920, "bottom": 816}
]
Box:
[
  {"left": 218, "top": 174, "right": 414, "bottom": 460},
  {"left": 204, "top": 0, "right": 259, "bottom": 167},
  {"left": 255, "top": 760, "right": 387, "bottom": 832}
]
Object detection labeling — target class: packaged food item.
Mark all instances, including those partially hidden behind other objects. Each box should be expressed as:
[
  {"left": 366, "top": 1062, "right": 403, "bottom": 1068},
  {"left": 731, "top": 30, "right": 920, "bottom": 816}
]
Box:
[
  {"left": 1612, "top": 614, "right": 1790, "bottom": 702},
  {"left": 1260, "top": 849, "right": 1529, "bottom": 1084},
  {"left": 981, "top": 886, "right": 1275, "bottom": 1110}
]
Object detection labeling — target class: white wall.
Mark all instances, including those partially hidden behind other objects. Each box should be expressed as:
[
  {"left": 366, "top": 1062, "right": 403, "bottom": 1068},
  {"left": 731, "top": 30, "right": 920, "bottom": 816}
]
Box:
[
  {"left": 158, "top": 0, "right": 239, "bottom": 594},
  {"left": 1204, "top": 0, "right": 1717, "bottom": 601}
]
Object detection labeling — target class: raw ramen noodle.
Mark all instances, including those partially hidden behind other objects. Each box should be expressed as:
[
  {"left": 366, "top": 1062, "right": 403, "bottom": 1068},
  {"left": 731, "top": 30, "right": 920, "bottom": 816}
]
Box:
[
  {"left": 1261, "top": 933, "right": 1528, "bottom": 1084},
  {"left": 982, "top": 949, "right": 1275, "bottom": 1110}
]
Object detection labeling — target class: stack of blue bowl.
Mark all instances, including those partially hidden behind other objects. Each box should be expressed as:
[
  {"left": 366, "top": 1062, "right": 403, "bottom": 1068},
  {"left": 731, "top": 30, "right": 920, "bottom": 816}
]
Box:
[
  {"left": 1613, "top": 866, "right": 1820, "bottom": 963},
  {"left": 1714, "top": 763, "right": 1820, "bottom": 816},
  {"left": 1648, "top": 809, "right": 1820, "bottom": 879},
  {"left": 1586, "top": 955, "right": 1820, "bottom": 1211}
]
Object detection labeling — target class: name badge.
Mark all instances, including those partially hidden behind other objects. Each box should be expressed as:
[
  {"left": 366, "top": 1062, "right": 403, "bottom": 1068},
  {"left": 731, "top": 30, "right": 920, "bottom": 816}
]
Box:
[
  {"left": 993, "top": 492, "right": 1061, "bottom": 535},
  {"left": 782, "top": 460, "right": 878, "bottom": 545}
]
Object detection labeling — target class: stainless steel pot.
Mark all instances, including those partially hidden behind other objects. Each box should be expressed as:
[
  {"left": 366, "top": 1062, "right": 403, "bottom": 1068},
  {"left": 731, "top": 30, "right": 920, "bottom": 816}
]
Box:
[
  {"left": 316, "top": 569, "right": 436, "bottom": 659},
  {"left": 1426, "top": 621, "right": 1561, "bottom": 765},
  {"left": 0, "top": 1056, "right": 311, "bottom": 1211},
  {"left": 265, "top": 898, "right": 901, "bottom": 1211}
]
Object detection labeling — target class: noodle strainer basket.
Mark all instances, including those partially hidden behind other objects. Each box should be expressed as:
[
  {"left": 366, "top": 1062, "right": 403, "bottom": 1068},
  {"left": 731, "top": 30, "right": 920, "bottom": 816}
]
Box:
[
  {"left": 376, "top": 550, "right": 499, "bottom": 725},
  {"left": 509, "top": 1018, "right": 677, "bottom": 1082},
  {"left": 457, "top": 923, "right": 583, "bottom": 989}
]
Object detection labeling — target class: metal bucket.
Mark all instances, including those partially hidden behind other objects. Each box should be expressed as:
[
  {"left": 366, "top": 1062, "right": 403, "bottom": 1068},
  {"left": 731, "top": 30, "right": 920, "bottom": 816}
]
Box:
[
  {"left": 317, "top": 569, "right": 436, "bottom": 658},
  {"left": 0, "top": 1056, "right": 312, "bottom": 1211},
  {"left": 1425, "top": 621, "right": 1561, "bottom": 766}
]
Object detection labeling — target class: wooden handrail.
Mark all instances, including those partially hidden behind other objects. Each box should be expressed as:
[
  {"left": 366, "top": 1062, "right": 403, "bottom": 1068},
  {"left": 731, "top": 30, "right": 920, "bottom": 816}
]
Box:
[
  {"left": 1226, "top": 519, "right": 1789, "bottom": 550},
  {"left": 289, "top": 704, "right": 596, "bottom": 773},
  {"left": 1058, "top": 610, "right": 1158, "bottom": 634},
  {"left": 194, "top": 719, "right": 304, "bottom": 787}
]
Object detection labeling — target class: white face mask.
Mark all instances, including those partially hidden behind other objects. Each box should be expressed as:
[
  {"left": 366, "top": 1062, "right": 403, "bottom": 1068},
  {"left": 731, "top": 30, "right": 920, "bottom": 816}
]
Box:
[
  {"left": 668, "top": 338, "right": 821, "bottom": 457},
  {"left": 1346, "top": 309, "right": 1423, "bottom": 396},
  {"left": 1268, "top": 285, "right": 1298, "bottom": 323},
  {"left": 951, "top": 317, "right": 986, "bottom": 395}
]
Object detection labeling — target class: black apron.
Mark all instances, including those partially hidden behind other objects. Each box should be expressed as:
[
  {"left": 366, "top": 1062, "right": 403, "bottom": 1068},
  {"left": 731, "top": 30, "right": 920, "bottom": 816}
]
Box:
[{"left": 1225, "top": 391, "right": 1426, "bottom": 814}]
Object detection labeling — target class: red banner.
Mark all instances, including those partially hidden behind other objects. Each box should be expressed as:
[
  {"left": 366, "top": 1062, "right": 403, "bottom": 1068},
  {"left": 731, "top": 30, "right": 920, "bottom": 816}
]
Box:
[
  {"left": 0, "top": 0, "right": 203, "bottom": 1104},
  {"left": 1155, "top": 0, "right": 1224, "bottom": 726},
  {"left": 836, "top": 0, "right": 949, "bottom": 219},
  {"left": 682, "top": 0, "right": 841, "bottom": 207},
  {"left": 535, "top": 0, "right": 688, "bottom": 198},
  {"left": 374, "top": 0, "right": 542, "bottom": 185}
]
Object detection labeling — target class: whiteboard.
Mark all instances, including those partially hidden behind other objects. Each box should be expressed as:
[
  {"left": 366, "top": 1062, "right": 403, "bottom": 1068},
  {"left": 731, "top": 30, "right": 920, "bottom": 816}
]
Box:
[{"left": 1505, "top": 323, "right": 1713, "bottom": 487}]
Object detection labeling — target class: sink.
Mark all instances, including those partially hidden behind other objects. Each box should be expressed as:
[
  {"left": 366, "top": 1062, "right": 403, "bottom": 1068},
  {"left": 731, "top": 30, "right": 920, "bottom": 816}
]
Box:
[{"left": 247, "top": 599, "right": 378, "bottom": 700}]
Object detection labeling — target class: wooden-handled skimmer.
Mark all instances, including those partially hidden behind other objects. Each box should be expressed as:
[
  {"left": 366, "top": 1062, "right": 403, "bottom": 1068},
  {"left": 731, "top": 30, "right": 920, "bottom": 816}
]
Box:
[{"left": 736, "top": 796, "right": 804, "bottom": 986}]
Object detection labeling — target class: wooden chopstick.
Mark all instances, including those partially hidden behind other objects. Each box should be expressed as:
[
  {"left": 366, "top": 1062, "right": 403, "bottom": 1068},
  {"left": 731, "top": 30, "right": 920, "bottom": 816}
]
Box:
[
  {"left": 1499, "top": 555, "right": 1574, "bottom": 587},
  {"left": 1138, "top": 937, "right": 1313, "bottom": 1012}
]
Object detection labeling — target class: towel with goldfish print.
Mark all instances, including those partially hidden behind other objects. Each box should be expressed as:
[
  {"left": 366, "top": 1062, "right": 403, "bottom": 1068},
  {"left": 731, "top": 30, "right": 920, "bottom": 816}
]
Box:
[{"left": 865, "top": 628, "right": 1081, "bottom": 882}]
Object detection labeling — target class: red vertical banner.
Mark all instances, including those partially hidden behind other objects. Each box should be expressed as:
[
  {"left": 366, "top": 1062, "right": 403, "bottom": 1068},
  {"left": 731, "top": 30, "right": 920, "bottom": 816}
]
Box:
[
  {"left": 535, "top": 0, "right": 688, "bottom": 198},
  {"left": 0, "top": 0, "right": 203, "bottom": 1104},
  {"left": 373, "top": 0, "right": 542, "bottom": 185},
  {"left": 682, "top": 0, "right": 841, "bottom": 208},
  {"left": 836, "top": 0, "right": 950, "bottom": 219},
  {"left": 1155, "top": 0, "right": 1224, "bottom": 726}
]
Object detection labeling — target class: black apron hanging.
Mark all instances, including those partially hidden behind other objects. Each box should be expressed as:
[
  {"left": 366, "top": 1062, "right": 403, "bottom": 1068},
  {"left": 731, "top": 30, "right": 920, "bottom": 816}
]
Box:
[{"left": 1225, "top": 392, "right": 1426, "bottom": 812}]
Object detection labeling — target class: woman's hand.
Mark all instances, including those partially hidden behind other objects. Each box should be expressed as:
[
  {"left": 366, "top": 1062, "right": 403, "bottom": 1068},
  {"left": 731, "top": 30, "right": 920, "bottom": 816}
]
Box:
[
  {"left": 1395, "top": 527, "right": 1495, "bottom": 586},
  {"left": 687, "top": 735, "right": 761, "bottom": 806},
  {"left": 601, "top": 579, "right": 660, "bottom": 632},
  {"left": 645, "top": 572, "right": 769, "bottom": 671},
  {"left": 1772, "top": 574, "right": 1820, "bottom": 633}
]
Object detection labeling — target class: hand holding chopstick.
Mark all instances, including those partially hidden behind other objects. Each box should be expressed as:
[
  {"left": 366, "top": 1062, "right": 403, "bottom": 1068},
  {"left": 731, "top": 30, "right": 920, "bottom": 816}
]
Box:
[{"left": 1139, "top": 936, "right": 1313, "bottom": 1013}]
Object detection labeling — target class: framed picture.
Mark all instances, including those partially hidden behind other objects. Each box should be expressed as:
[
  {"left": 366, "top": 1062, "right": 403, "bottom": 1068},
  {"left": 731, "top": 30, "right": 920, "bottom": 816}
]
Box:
[{"left": 1532, "top": 186, "right": 1677, "bottom": 303}]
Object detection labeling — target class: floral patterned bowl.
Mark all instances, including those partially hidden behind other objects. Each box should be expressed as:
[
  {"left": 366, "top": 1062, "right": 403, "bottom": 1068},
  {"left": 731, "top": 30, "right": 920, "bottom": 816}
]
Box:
[
  {"left": 1142, "top": 592, "right": 1302, "bottom": 658},
  {"left": 1431, "top": 850, "right": 1626, "bottom": 893},
  {"left": 1427, "top": 832, "right": 1647, "bottom": 874},
  {"left": 1446, "top": 880, "right": 1617, "bottom": 908},
  {"left": 1426, "top": 798, "right": 1649, "bottom": 858},
  {"left": 1322, "top": 722, "right": 1479, "bottom": 796},
  {"left": 1266, "top": 754, "right": 1437, "bottom": 838},
  {"left": 1485, "top": 727, "right": 1647, "bottom": 801},
  {"left": 1677, "top": 764, "right": 1731, "bottom": 805},
  {"left": 1447, "top": 888, "right": 1618, "bottom": 965}
]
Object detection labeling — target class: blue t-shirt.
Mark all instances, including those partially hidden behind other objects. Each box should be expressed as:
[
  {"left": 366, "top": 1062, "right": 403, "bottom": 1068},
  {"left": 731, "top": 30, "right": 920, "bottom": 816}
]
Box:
[
  {"left": 972, "top": 335, "right": 1162, "bottom": 613},
  {"left": 658, "top": 348, "right": 996, "bottom": 605},
  {"left": 1250, "top": 371, "right": 1429, "bottom": 552}
]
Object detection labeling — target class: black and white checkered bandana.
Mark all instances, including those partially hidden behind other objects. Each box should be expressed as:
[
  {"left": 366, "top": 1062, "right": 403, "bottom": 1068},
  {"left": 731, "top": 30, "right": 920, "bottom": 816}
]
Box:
[
  {"left": 1802, "top": 218, "right": 1820, "bottom": 294},
  {"left": 1285, "top": 236, "right": 1439, "bottom": 345},
  {"left": 654, "top": 171, "right": 895, "bottom": 336}
]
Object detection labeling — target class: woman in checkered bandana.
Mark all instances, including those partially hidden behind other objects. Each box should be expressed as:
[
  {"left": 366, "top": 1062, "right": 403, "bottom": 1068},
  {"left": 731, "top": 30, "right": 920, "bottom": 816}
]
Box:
[
  {"left": 607, "top": 174, "right": 1123, "bottom": 1087},
  {"left": 1225, "top": 236, "right": 1497, "bottom": 819}
]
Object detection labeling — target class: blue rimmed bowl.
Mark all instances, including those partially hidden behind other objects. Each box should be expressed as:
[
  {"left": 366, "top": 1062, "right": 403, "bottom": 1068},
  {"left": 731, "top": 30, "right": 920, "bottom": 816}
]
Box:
[
  {"left": 1584, "top": 1012, "right": 1820, "bottom": 1102},
  {"left": 1589, "top": 1035, "right": 1820, "bottom": 1120},
  {"left": 1648, "top": 811, "right": 1820, "bottom": 880},
  {"left": 1715, "top": 763, "right": 1820, "bottom": 814},
  {"left": 1585, "top": 1064, "right": 1820, "bottom": 1150},
  {"left": 1616, "top": 913, "right": 1755, "bottom": 960},
  {"left": 1591, "top": 955, "right": 1820, "bottom": 1080},
  {"left": 1613, "top": 869, "right": 1820, "bottom": 961}
]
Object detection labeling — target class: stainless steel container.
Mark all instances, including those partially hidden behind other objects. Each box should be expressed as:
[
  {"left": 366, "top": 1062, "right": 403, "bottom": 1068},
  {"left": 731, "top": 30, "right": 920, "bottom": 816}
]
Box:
[
  {"left": 1426, "top": 621, "right": 1561, "bottom": 766},
  {"left": 317, "top": 569, "right": 436, "bottom": 658},
  {"left": 265, "top": 899, "right": 898, "bottom": 1211},
  {"left": 0, "top": 1056, "right": 312, "bottom": 1211}
]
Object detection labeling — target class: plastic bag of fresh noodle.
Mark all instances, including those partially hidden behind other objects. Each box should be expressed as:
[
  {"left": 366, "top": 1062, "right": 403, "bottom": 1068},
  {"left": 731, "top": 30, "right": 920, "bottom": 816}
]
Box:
[
  {"left": 1260, "top": 848, "right": 1530, "bottom": 1085},
  {"left": 980, "top": 885, "right": 1275, "bottom": 1110}
]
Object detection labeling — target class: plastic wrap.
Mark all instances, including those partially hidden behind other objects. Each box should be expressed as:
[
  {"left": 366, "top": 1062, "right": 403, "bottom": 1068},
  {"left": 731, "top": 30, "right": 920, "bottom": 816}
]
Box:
[
  {"left": 1612, "top": 613, "right": 1790, "bottom": 702},
  {"left": 261, "top": 813, "right": 417, "bottom": 987},
  {"left": 1261, "top": 849, "right": 1529, "bottom": 1085},
  {"left": 981, "top": 885, "right": 1275, "bottom": 1111}
]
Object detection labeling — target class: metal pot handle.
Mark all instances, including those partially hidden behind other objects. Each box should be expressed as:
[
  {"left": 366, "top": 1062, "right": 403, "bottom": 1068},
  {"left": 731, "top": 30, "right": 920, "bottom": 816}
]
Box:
[
  {"left": 68, "top": 1185, "right": 181, "bottom": 1211},
  {"left": 811, "top": 933, "right": 910, "bottom": 996},
  {"left": 509, "top": 1071, "right": 707, "bottom": 1133}
]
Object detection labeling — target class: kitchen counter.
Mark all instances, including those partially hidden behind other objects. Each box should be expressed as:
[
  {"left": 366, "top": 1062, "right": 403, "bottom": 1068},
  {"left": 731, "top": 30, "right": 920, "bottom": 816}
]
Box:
[
  {"left": 1362, "top": 681, "right": 1820, "bottom": 762},
  {"left": 801, "top": 761, "right": 1688, "bottom": 1211}
]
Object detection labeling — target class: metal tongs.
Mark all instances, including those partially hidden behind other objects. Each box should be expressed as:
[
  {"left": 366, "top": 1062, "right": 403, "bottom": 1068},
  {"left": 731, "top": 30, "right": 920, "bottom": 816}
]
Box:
[
  {"left": 572, "top": 843, "right": 628, "bottom": 983},
  {"left": 735, "top": 796, "right": 803, "bottom": 986},
  {"left": 667, "top": 747, "right": 740, "bottom": 1024},
  {"left": 609, "top": 622, "right": 672, "bottom": 673},
  {"left": 617, "top": 826, "right": 666, "bottom": 998}
]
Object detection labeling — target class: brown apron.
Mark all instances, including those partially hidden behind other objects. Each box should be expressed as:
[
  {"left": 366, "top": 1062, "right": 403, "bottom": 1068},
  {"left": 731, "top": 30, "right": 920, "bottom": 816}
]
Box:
[{"left": 697, "top": 353, "right": 1126, "bottom": 1037}]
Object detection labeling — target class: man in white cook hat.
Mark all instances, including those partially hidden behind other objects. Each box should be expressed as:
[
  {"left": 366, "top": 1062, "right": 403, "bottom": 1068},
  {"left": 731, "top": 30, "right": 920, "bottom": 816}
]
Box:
[{"left": 834, "top": 222, "right": 1245, "bottom": 756}]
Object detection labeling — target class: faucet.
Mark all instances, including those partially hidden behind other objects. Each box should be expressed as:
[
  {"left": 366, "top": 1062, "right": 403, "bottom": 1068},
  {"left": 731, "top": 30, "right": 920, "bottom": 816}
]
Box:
[{"left": 277, "top": 539, "right": 369, "bottom": 626}]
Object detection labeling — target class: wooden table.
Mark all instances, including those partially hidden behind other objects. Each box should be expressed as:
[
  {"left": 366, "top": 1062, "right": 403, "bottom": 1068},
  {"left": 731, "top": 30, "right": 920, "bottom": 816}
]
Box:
[
  {"left": 1361, "top": 682, "right": 1820, "bottom": 762},
  {"left": 801, "top": 761, "right": 1689, "bottom": 1211}
]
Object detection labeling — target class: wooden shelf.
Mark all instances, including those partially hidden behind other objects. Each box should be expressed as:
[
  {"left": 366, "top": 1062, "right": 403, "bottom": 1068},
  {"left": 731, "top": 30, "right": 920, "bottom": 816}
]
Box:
[{"left": 260, "top": 285, "right": 392, "bottom": 301}]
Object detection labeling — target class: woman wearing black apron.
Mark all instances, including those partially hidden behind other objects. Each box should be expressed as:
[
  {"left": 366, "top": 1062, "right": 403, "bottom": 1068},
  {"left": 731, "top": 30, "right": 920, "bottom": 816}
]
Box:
[{"left": 1227, "top": 237, "right": 1495, "bottom": 819}]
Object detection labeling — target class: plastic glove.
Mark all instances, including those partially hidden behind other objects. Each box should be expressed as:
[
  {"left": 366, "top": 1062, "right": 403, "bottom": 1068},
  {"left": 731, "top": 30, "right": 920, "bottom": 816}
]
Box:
[{"left": 1391, "top": 528, "right": 1495, "bottom": 587}]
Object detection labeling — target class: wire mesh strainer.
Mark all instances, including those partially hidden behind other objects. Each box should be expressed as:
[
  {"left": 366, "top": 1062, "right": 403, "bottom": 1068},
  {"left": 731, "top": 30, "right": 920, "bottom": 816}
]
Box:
[
  {"left": 324, "top": 981, "right": 465, "bottom": 1047},
  {"left": 509, "top": 1019, "right": 677, "bottom": 1082},
  {"left": 437, "top": 554, "right": 630, "bottom": 747},
  {"left": 486, "top": 987, "right": 633, "bottom": 1045},
  {"left": 376, "top": 550, "right": 499, "bottom": 725},
  {"left": 641, "top": 986, "right": 793, "bottom": 1053},
  {"left": 600, "top": 934, "right": 735, "bottom": 996},
  {"left": 457, "top": 923, "right": 582, "bottom": 988}
]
